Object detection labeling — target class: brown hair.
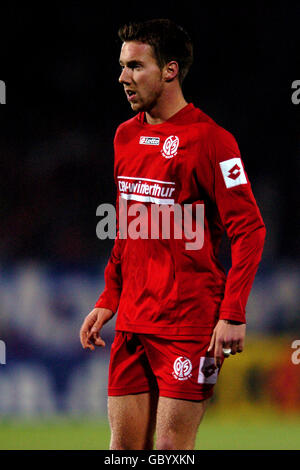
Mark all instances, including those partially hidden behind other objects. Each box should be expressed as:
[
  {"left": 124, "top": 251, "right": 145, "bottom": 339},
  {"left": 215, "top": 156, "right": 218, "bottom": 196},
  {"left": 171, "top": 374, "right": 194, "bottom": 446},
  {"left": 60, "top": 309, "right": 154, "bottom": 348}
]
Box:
[{"left": 118, "top": 19, "right": 193, "bottom": 85}]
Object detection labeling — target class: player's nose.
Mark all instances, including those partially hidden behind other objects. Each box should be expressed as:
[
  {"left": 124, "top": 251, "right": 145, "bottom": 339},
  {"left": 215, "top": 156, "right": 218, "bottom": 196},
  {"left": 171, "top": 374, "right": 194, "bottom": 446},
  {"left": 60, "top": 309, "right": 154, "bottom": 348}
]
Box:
[{"left": 119, "top": 67, "right": 131, "bottom": 85}]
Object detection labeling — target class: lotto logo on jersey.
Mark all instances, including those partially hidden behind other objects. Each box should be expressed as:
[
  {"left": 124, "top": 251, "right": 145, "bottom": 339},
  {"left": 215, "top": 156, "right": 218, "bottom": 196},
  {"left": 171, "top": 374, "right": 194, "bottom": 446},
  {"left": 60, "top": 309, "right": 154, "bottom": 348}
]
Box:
[
  {"left": 161, "top": 135, "right": 179, "bottom": 159},
  {"left": 219, "top": 158, "right": 247, "bottom": 189},
  {"left": 172, "top": 356, "right": 192, "bottom": 381},
  {"left": 197, "top": 357, "right": 218, "bottom": 384},
  {"left": 139, "top": 136, "right": 160, "bottom": 145}
]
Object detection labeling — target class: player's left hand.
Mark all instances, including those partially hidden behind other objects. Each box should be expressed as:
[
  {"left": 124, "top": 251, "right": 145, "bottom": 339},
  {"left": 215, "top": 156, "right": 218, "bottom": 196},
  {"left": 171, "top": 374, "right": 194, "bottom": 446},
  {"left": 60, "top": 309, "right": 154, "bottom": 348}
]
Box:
[{"left": 207, "top": 319, "right": 246, "bottom": 368}]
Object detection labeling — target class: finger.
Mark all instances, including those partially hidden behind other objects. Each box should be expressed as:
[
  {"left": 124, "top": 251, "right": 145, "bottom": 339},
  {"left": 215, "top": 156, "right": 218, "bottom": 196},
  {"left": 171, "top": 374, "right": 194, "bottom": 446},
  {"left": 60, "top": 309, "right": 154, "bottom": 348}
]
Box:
[
  {"left": 215, "top": 338, "right": 224, "bottom": 368},
  {"left": 83, "top": 333, "right": 95, "bottom": 351},
  {"left": 230, "top": 342, "right": 238, "bottom": 355},
  {"left": 80, "top": 313, "right": 97, "bottom": 347},
  {"left": 237, "top": 337, "right": 244, "bottom": 353},
  {"left": 86, "top": 342, "right": 95, "bottom": 351},
  {"left": 207, "top": 329, "right": 216, "bottom": 352},
  {"left": 85, "top": 333, "right": 96, "bottom": 351},
  {"left": 80, "top": 325, "right": 90, "bottom": 349},
  {"left": 80, "top": 322, "right": 97, "bottom": 350},
  {"left": 87, "top": 317, "right": 107, "bottom": 346},
  {"left": 90, "top": 316, "right": 106, "bottom": 337},
  {"left": 87, "top": 311, "right": 110, "bottom": 347},
  {"left": 85, "top": 322, "right": 101, "bottom": 343},
  {"left": 91, "top": 332, "right": 106, "bottom": 348}
]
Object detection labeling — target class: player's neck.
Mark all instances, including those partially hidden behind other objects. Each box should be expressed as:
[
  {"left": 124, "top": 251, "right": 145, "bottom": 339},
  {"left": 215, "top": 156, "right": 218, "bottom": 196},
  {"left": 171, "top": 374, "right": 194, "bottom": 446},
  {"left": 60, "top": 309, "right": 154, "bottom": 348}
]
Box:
[{"left": 144, "top": 86, "right": 188, "bottom": 125}]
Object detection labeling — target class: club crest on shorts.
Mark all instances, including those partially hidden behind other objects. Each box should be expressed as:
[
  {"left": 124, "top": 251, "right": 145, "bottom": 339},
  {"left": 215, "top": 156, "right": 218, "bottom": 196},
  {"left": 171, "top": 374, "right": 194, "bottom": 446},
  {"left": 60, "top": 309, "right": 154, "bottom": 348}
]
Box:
[
  {"left": 161, "top": 135, "right": 179, "bottom": 159},
  {"left": 172, "top": 356, "right": 192, "bottom": 381}
]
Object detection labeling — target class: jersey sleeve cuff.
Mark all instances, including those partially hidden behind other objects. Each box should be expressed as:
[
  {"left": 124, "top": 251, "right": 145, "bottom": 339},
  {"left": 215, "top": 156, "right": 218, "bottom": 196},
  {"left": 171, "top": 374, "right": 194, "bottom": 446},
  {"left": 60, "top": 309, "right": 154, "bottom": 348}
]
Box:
[
  {"left": 218, "top": 309, "right": 246, "bottom": 324},
  {"left": 94, "top": 292, "right": 120, "bottom": 314}
]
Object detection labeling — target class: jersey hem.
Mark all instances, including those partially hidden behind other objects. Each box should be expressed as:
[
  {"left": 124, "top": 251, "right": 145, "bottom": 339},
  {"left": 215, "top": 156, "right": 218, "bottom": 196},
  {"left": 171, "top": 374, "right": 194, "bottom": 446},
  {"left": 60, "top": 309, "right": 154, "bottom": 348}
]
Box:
[{"left": 115, "top": 323, "right": 215, "bottom": 336}]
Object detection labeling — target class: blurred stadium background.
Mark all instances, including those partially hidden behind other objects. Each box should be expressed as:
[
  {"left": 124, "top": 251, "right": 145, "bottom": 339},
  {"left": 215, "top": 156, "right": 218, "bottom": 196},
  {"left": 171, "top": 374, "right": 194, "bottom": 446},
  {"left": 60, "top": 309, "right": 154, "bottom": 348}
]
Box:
[{"left": 0, "top": 3, "right": 299, "bottom": 449}]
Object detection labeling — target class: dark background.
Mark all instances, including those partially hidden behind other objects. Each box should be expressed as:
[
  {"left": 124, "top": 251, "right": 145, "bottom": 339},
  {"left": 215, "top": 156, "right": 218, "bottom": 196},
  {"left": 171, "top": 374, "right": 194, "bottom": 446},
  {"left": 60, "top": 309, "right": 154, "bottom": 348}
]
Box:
[{"left": 0, "top": 2, "right": 299, "bottom": 268}]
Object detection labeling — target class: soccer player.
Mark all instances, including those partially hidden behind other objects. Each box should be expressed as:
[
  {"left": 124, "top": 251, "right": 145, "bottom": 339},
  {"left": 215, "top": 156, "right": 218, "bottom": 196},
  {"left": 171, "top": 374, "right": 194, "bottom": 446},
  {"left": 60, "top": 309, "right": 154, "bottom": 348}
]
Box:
[{"left": 80, "top": 19, "right": 266, "bottom": 450}]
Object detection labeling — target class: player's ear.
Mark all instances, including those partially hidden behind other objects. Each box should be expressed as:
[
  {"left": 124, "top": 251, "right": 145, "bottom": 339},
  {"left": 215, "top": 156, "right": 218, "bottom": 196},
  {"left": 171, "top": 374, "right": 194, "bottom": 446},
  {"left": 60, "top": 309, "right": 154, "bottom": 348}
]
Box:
[{"left": 163, "top": 61, "right": 179, "bottom": 82}]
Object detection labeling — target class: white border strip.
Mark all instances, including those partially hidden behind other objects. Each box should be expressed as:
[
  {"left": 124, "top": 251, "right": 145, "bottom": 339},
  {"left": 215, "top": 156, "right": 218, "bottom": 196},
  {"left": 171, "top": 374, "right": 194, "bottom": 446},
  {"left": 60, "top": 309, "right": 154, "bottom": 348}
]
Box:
[
  {"left": 118, "top": 176, "right": 175, "bottom": 185},
  {"left": 120, "top": 193, "right": 174, "bottom": 205}
]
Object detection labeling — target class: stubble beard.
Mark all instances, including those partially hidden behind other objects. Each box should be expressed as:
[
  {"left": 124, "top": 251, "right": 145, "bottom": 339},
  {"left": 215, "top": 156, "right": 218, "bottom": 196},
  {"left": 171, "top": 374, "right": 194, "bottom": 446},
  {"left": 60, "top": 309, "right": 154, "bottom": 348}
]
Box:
[{"left": 130, "top": 84, "right": 164, "bottom": 114}]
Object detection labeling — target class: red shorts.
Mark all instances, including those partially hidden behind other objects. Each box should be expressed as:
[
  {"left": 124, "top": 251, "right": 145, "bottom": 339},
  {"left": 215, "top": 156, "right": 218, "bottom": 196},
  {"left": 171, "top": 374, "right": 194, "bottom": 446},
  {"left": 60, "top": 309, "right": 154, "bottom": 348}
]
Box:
[{"left": 108, "top": 332, "right": 223, "bottom": 401}]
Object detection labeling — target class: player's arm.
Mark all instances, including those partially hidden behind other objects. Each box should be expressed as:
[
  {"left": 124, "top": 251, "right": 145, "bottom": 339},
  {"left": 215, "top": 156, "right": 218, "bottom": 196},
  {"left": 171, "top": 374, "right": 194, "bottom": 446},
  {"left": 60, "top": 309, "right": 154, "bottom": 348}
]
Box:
[
  {"left": 93, "top": 128, "right": 124, "bottom": 315},
  {"left": 94, "top": 227, "right": 123, "bottom": 313},
  {"left": 80, "top": 208, "right": 122, "bottom": 351},
  {"left": 80, "top": 131, "right": 123, "bottom": 350},
  {"left": 206, "top": 126, "right": 266, "bottom": 365}
]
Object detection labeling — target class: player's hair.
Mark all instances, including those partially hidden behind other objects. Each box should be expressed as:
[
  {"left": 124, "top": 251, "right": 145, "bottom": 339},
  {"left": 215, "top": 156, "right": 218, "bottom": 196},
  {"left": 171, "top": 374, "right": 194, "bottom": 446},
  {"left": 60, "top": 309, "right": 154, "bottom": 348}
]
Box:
[{"left": 118, "top": 19, "right": 193, "bottom": 85}]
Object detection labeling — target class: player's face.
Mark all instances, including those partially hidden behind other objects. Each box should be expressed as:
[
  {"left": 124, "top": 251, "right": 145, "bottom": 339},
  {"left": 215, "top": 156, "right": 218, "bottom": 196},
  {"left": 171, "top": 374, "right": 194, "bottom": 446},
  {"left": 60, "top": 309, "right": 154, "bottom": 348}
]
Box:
[{"left": 119, "top": 41, "right": 164, "bottom": 112}]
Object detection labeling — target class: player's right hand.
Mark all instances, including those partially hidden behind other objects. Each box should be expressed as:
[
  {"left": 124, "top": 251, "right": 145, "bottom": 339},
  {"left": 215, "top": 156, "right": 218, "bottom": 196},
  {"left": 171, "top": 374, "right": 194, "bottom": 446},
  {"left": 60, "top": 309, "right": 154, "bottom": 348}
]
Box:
[{"left": 80, "top": 307, "right": 113, "bottom": 351}]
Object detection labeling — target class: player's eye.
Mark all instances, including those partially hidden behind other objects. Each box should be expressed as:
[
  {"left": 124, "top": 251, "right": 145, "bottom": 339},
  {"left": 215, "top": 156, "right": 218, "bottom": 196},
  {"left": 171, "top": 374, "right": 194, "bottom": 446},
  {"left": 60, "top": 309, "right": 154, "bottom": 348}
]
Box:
[
  {"left": 129, "top": 63, "right": 142, "bottom": 70},
  {"left": 119, "top": 63, "right": 142, "bottom": 72}
]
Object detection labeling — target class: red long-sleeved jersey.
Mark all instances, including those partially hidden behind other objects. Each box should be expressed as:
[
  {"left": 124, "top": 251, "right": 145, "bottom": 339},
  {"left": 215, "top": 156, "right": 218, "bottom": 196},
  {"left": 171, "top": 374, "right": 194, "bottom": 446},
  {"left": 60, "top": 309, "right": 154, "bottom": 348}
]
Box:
[{"left": 95, "top": 103, "right": 266, "bottom": 336}]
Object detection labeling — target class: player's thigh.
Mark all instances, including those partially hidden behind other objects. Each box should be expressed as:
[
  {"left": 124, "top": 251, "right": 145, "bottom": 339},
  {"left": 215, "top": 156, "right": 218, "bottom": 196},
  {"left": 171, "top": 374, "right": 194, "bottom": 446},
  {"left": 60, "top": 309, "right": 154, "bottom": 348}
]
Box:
[
  {"left": 155, "top": 395, "right": 210, "bottom": 450},
  {"left": 108, "top": 391, "right": 159, "bottom": 450}
]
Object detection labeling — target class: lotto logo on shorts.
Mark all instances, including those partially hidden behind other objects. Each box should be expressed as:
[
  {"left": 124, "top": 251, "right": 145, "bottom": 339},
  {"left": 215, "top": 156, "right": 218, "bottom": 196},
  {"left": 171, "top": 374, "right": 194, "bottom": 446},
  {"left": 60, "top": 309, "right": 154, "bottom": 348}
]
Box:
[
  {"left": 172, "top": 356, "right": 192, "bottom": 381},
  {"left": 197, "top": 357, "right": 218, "bottom": 384}
]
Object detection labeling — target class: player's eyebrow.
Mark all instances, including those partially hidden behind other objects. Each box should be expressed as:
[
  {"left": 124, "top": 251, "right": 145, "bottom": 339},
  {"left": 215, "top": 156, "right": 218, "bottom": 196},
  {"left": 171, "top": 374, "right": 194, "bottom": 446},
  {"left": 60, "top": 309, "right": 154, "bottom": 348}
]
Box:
[{"left": 119, "top": 59, "right": 143, "bottom": 67}]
